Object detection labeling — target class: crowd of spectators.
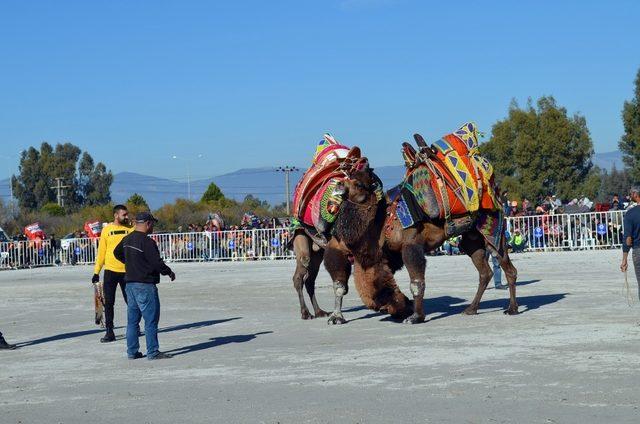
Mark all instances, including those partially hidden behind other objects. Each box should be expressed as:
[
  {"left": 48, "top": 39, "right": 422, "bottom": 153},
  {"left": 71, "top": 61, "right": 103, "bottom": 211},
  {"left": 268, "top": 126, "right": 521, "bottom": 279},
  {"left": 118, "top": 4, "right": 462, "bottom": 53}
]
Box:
[
  {"left": 153, "top": 213, "right": 293, "bottom": 262},
  {"left": 499, "top": 192, "right": 629, "bottom": 253},
  {"left": 501, "top": 191, "right": 632, "bottom": 218}
]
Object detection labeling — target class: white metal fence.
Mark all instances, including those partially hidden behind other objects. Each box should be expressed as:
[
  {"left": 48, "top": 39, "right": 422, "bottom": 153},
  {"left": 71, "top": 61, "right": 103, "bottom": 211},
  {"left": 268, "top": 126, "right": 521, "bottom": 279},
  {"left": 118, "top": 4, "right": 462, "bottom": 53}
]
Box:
[
  {"left": 504, "top": 210, "right": 626, "bottom": 252},
  {"left": 0, "top": 228, "right": 295, "bottom": 270},
  {"left": 0, "top": 210, "right": 631, "bottom": 270}
]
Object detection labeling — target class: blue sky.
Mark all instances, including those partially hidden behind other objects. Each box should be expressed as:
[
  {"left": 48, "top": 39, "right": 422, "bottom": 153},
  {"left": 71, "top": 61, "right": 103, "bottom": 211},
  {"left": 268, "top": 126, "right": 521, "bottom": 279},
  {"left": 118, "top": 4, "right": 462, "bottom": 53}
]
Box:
[{"left": 1, "top": 0, "right": 638, "bottom": 181}]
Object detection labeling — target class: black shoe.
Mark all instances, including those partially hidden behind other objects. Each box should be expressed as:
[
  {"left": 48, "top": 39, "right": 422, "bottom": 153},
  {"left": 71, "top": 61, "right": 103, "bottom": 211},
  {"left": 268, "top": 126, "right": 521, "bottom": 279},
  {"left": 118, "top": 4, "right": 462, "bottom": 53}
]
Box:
[
  {"left": 148, "top": 352, "right": 173, "bottom": 360},
  {"left": 128, "top": 352, "right": 144, "bottom": 360},
  {"left": 0, "top": 337, "right": 17, "bottom": 350},
  {"left": 100, "top": 332, "right": 116, "bottom": 343},
  {"left": 495, "top": 284, "right": 509, "bottom": 290}
]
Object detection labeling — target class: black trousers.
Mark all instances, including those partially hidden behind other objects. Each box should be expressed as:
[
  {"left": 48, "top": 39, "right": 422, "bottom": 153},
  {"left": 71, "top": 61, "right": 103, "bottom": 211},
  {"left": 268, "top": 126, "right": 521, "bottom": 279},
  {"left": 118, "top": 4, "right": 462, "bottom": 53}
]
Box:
[{"left": 103, "top": 270, "right": 127, "bottom": 330}]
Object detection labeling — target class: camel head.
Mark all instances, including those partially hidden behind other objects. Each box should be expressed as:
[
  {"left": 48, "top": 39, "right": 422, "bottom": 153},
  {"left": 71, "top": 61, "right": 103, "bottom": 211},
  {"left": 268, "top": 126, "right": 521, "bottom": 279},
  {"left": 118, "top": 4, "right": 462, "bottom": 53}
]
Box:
[{"left": 339, "top": 150, "right": 383, "bottom": 206}]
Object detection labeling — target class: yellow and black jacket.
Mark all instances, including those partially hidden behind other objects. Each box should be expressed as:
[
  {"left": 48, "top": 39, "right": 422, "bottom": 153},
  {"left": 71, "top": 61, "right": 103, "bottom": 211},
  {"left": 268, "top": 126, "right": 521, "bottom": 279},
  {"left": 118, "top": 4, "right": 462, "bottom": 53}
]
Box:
[{"left": 93, "top": 223, "right": 133, "bottom": 274}]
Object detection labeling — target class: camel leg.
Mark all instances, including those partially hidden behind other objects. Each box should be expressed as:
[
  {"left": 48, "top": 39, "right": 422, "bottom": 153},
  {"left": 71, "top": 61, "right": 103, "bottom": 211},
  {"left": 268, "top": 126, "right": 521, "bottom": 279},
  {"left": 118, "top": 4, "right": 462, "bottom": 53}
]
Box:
[
  {"left": 401, "top": 242, "right": 426, "bottom": 324},
  {"left": 324, "top": 245, "right": 351, "bottom": 325},
  {"left": 305, "top": 248, "right": 329, "bottom": 318},
  {"left": 460, "top": 234, "right": 492, "bottom": 315},
  {"left": 292, "top": 234, "right": 313, "bottom": 320},
  {"left": 500, "top": 250, "right": 519, "bottom": 315}
]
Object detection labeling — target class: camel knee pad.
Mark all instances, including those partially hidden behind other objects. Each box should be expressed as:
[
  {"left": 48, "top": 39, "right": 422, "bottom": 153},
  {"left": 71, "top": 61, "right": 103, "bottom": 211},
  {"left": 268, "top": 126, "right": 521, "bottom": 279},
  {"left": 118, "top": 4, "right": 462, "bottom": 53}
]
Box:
[
  {"left": 410, "top": 280, "right": 424, "bottom": 297},
  {"left": 333, "top": 281, "right": 347, "bottom": 297}
]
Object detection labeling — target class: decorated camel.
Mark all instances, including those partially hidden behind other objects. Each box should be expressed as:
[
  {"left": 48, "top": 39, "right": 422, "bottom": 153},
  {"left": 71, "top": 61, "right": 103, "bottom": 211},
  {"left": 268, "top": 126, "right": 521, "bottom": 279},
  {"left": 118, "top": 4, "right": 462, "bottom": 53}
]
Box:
[
  {"left": 289, "top": 134, "right": 412, "bottom": 321},
  {"left": 324, "top": 123, "right": 519, "bottom": 324}
]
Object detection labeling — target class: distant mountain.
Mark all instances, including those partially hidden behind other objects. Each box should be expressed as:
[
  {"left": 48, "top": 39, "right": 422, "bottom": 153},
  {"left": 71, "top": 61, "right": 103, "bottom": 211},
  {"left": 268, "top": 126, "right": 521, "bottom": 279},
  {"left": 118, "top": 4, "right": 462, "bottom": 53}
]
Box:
[
  {"left": 112, "top": 165, "right": 411, "bottom": 208},
  {"left": 593, "top": 150, "right": 623, "bottom": 170},
  {"left": 0, "top": 150, "right": 627, "bottom": 207}
]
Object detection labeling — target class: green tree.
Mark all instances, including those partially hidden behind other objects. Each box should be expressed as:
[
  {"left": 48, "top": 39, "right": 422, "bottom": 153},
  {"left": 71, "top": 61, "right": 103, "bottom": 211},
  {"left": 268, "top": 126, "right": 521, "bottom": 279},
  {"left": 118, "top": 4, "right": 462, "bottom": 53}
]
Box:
[
  {"left": 127, "top": 193, "right": 149, "bottom": 209},
  {"left": 12, "top": 143, "right": 112, "bottom": 210},
  {"left": 593, "top": 164, "right": 631, "bottom": 202},
  {"left": 481, "top": 96, "right": 594, "bottom": 202},
  {"left": 41, "top": 202, "right": 66, "bottom": 217},
  {"left": 620, "top": 68, "right": 640, "bottom": 182},
  {"left": 200, "top": 182, "right": 225, "bottom": 203},
  {"left": 242, "top": 194, "right": 270, "bottom": 210}
]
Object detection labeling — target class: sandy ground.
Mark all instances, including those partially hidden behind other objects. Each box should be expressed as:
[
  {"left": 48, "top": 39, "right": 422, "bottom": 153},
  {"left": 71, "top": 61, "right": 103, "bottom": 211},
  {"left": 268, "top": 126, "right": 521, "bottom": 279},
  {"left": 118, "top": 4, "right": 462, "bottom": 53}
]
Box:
[{"left": 1, "top": 250, "right": 639, "bottom": 424}]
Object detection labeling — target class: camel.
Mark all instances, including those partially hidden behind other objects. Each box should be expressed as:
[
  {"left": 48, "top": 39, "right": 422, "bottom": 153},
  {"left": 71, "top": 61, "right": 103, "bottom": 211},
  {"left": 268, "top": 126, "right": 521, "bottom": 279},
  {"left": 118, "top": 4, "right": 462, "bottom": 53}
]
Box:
[
  {"left": 291, "top": 149, "right": 412, "bottom": 323},
  {"left": 324, "top": 136, "right": 519, "bottom": 324}
]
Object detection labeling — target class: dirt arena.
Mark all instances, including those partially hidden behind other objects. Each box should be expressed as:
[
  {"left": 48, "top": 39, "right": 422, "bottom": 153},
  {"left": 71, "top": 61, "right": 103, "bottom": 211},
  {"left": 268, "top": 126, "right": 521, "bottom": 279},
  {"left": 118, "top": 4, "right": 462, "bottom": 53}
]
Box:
[{"left": 1, "top": 250, "right": 639, "bottom": 424}]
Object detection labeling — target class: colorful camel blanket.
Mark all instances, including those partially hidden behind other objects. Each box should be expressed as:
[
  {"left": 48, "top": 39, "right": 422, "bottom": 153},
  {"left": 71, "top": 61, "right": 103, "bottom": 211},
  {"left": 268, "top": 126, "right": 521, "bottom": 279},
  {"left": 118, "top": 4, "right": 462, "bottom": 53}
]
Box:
[
  {"left": 291, "top": 134, "right": 351, "bottom": 233},
  {"left": 406, "top": 122, "right": 500, "bottom": 219},
  {"left": 476, "top": 209, "right": 505, "bottom": 257}
]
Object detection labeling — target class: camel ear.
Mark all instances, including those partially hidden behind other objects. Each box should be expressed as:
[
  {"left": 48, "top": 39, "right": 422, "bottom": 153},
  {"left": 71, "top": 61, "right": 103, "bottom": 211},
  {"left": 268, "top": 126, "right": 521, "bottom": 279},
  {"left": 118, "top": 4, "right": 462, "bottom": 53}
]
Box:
[
  {"left": 347, "top": 146, "right": 361, "bottom": 160},
  {"left": 413, "top": 133, "right": 428, "bottom": 149},
  {"left": 354, "top": 157, "right": 369, "bottom": 172}
]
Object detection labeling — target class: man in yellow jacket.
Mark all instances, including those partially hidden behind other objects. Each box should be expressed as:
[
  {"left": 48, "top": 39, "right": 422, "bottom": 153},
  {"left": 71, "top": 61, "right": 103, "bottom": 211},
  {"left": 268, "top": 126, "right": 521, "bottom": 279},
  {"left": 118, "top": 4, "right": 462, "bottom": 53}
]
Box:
[{"left": 92, "top": 205, "right": 133, "bottom": 343}]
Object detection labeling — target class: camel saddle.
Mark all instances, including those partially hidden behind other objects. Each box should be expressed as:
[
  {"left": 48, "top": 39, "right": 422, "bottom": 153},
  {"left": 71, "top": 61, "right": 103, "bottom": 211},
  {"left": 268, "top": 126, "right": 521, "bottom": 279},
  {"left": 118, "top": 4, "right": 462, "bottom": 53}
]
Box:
[
  {"left": 291, "top": 134, "right": 362, "bottom": 246},
  {"left": 388, "top": 122, "right": 501, "bottom": 237}
]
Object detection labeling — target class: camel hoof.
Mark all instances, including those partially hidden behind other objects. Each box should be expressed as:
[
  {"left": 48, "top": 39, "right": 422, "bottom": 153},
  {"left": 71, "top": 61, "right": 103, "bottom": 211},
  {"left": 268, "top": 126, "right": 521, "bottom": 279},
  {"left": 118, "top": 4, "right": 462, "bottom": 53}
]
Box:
[
  {"left": 403, "top": 313, "right": 425, "bottom": 324},
  {"left": 504, "top": 306, "right": 519, "bottom": 315},
  {"left": 314, "top": 310, "right": 330, "bottom": 318},
  {"left": 327, "top": 314, "right": 346, "bottom": 325},
  {"left": 301, "top": 310, "right": 314, "bottom": 320},
  {"left": 462, "top": 307, "right": 478, "bottom": 316}
]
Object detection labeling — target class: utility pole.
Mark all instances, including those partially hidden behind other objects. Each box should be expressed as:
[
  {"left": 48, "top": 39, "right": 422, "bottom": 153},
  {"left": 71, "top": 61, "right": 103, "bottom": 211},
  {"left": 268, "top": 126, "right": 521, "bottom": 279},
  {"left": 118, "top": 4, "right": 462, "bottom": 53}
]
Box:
[
  {"left": 276, "top": 166, "right": 299, "bottom": 216},
  {"left": 172, "top": 154, "right": 203, "bottom": 201},
  {"left": 50, "top": 177, "right": 70, "bottom": 207}
]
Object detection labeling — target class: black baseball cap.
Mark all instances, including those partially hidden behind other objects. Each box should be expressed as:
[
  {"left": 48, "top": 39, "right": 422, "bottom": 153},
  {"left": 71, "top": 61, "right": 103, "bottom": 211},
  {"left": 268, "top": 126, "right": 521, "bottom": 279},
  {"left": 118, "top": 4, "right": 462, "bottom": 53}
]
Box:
[{"left": 135, "top": 211, "right": 158, "bottom": 223}]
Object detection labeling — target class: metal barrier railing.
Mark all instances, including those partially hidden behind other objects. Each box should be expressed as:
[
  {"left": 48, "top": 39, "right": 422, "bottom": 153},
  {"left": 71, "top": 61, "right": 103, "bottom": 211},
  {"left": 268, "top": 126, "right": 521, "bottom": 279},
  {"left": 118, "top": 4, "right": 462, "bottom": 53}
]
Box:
[
  {"left": 0, "top": 210, "right": 631, "bottom": 270},
  {"left": 504, "top": 210, "right": 626, "bottom": 251}
]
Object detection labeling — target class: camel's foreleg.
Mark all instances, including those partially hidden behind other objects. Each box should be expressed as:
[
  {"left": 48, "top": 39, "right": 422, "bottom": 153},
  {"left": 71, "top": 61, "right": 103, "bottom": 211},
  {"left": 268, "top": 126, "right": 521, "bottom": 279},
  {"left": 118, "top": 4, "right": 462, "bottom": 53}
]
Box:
[{"left": 323, "top": 245, "right": 351, "bottom": 325}]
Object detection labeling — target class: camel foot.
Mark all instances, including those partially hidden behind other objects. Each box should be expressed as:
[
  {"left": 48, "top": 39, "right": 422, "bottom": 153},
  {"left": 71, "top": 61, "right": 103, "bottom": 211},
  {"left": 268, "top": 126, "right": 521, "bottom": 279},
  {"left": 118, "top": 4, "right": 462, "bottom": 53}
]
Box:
[
  {"left": 462, "top": 306, "right": 478, "bottom": 315},
  {"left": 314, "top": 309, "right": 330, "bottom": 318},
  {"left": 301, "top": 309, "right": 313, "bottom": 320},
  {"left": 403, "top": 313, "right": 425, "bottom": 324},
  {"left": 504, "top": 305, "right": 519, "bottom": 315},
  {"left": 327, "top": 313, "right": 346, "bottom": 325}
]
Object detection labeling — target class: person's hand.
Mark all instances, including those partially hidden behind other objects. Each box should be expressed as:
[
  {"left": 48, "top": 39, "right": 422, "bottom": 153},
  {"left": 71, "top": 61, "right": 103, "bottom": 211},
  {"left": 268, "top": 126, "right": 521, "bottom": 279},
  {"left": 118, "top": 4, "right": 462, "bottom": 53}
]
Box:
[
  {"left": 169, "top": 271, "right": 176, "bottom": 281},
  {"left": 91, "top": 274, "right": 100, "bottom": 284},
  {"left": 620, "top": 259, "right": 628, "bottom": 273}
]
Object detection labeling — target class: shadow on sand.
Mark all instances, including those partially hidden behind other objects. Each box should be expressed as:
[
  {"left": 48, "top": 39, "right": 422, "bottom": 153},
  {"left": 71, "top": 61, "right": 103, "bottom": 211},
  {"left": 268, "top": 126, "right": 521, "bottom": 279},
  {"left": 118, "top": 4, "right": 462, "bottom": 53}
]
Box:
[
  {"left": 424, "top": 293, "right": 568, "bottom": 321},
  {"left": 515, "top": 279, "right": 542, "bottom": 286},
  {"left": 166, "top": 331, "right": 273, "bottom": 357},
  {"left": 17, "top": 318, "right": 241, "bottom": 347},
  {"left": 345, "top": 292, "right": 568, "bottom": 324}
]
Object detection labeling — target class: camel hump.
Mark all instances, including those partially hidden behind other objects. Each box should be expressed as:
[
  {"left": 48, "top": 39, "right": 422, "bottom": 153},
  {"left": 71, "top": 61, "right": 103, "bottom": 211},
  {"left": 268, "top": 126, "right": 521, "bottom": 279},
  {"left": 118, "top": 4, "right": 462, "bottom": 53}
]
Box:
[{"left": 413, "top": 133, "right": 428, "bottom": 149}]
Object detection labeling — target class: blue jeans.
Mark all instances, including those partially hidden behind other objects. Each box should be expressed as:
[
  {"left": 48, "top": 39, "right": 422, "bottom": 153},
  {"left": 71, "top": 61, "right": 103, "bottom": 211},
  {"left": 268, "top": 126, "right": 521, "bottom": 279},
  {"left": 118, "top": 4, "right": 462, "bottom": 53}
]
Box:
[
  {"left": 125, "top": 283, "right": 160, "bottom": 359},
  {"left": 491, "top": 255, "right": 502, "bottom": 287}
]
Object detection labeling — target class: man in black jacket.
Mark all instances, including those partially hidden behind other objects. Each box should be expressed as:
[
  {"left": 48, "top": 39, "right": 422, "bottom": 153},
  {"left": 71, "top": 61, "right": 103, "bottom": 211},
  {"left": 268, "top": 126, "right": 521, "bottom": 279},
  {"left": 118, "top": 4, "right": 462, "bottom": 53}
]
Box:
[{"left": 114, "top": 211, "right": 175, "bottom": 360}]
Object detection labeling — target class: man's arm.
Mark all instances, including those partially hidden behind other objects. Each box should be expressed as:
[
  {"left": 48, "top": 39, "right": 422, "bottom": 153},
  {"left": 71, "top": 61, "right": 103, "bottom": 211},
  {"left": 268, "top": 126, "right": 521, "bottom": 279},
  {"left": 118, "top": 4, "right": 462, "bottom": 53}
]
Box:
[
  {"left": 143, "top": 238, "right": 174, "bottom": 278},
  {"left": 621, "top": 213, "right": 633, "bottom": 272},
  {"left": 92, "top": 230, "right": 108, "bottom": 280}
]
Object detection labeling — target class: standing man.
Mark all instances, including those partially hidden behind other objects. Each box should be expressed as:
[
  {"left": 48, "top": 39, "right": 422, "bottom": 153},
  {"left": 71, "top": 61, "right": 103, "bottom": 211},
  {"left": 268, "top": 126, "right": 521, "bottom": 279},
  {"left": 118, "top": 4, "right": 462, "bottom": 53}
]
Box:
[
  {"left": 0, "top": 330, "right": 16, "bottom": 350},
  {"left": 114, "top": 212, "right": 175, "bottom": 360},
  {"left": 92, "top": 205, "right": 133, "bottom": 343},
  {"left": 620, "top": 187, "right": 640, "bottom": 300}
]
